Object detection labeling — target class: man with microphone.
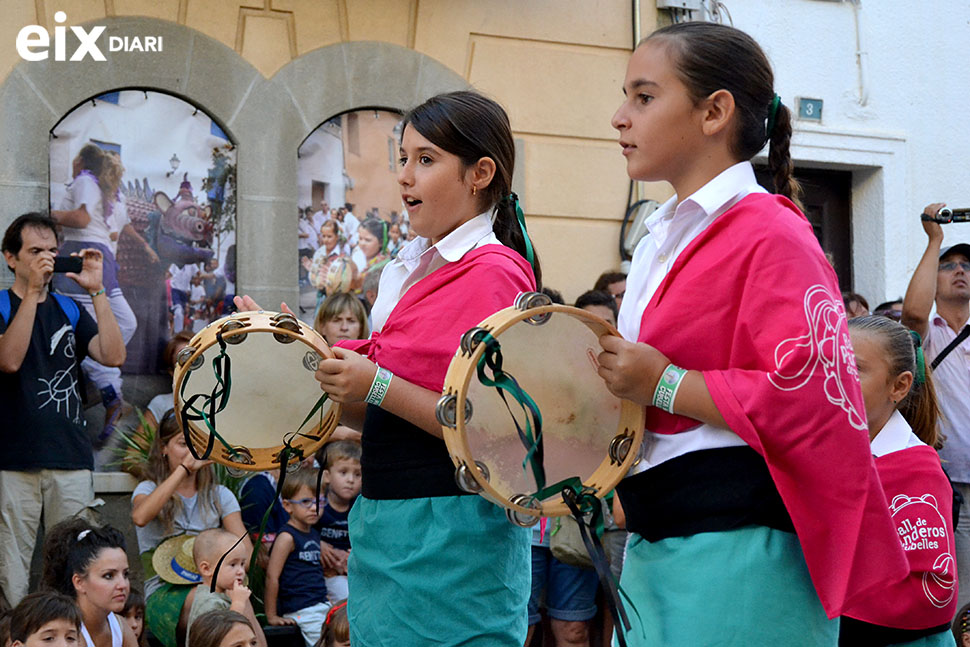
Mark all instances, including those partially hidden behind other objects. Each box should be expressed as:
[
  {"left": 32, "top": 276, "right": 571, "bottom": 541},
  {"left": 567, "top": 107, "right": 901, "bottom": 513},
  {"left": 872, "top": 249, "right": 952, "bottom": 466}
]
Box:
[{"left": 902, "top": 201, "right": 970, "bottom": 609}]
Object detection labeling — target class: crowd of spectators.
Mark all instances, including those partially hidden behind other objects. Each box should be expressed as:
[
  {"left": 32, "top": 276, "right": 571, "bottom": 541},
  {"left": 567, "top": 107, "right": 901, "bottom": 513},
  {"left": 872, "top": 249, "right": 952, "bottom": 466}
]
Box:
[{"left": 11, "top": 195, "right": 970, "bottom": 645}]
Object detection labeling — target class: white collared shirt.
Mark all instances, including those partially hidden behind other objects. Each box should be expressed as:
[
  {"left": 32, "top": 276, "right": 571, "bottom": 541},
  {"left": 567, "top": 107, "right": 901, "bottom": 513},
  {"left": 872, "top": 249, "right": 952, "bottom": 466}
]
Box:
[
  {"left": 370, "top": 212, "right": 499, "bottom": 333},
  {"left": 617, "top": 162, "right": 767, "bottom": 473},
  {"left": 924, "top": 312, "right": 970, "bottom": 480},
  {"left": 871, "top": 410, "right": 924, "bottom": 457}
]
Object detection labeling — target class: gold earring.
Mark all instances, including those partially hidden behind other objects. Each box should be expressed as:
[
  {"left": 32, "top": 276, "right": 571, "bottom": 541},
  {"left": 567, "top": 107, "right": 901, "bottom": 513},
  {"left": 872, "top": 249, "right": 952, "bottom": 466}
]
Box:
[{"left": 472, "top": 185, "right": 477, "bottom": 196}]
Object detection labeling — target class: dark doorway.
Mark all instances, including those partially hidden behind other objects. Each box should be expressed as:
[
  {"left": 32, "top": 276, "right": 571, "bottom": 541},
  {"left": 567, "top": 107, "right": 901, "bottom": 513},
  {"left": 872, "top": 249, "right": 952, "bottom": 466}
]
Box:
[{"left": 755, "top": 166, "right": 853, "bottom": 290}]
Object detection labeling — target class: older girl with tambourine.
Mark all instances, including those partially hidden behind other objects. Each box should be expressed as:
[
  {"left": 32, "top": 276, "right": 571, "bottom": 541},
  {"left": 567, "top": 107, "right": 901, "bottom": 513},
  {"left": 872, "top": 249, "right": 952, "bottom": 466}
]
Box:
[
  {"left": 312, "top": 90, "right": 541, "bottom": 646},
  {"left": 597, "top": 22, "right": 908, "bottom": 645}
]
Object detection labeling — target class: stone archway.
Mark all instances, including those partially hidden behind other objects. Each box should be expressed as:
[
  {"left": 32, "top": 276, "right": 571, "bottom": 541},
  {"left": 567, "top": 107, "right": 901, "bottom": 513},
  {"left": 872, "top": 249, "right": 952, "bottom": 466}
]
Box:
[{"left": 0, "top": 17, "right": 467, "bottom": 305}]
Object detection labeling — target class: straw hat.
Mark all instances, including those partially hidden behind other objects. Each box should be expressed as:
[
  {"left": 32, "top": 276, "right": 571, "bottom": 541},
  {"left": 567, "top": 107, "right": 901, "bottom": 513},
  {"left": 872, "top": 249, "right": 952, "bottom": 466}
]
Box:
[{"left": 152, "top": 535, "right": 202, "bottom": 585}]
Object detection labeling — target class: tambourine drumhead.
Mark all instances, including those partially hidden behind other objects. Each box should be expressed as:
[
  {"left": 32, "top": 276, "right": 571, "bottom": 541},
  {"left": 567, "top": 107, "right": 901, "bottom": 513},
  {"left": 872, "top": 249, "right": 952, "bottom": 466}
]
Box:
[
  {"left": 172, "top": 311, "right": 340, "bottom": 472},
  {"left": 441, "top": 301, "right": 644, "bottom": 520}
]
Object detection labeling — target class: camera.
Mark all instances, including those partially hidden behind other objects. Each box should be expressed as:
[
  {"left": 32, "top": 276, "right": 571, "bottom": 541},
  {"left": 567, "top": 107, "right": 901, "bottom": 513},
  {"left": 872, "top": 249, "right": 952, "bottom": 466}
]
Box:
[
  {"left": 52, "top": 256, "right": 83, "bottom": 273},
  {"left": 921, "top": 208, "right": 970, "bottom": 224}
]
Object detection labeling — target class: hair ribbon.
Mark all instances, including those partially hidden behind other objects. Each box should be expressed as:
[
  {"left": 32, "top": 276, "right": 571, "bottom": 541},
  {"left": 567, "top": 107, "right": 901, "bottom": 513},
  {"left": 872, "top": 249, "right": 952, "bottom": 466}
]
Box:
[
  {"left": 910, "top": 330, "right": 926, "bottom": 386},
  {"left": 766, "top": 93, "right": 781, "bottom": 138},
  {"left": 326, "top": 600, "right": 348, "bottom": 625},
  {"left": 507, "top": 193, "right": 536, "bottom": 273}
]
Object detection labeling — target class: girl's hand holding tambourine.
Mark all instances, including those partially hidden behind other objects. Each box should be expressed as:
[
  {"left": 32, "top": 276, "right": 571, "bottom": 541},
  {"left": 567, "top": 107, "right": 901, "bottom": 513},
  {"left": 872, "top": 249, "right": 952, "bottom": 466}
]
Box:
[
  {"left": 315, "top": 346, "right": 376, "bottom": 403},
  {"left": 596, "top": 335, "right": 669, "bottom": 407},
  {"left": 231, "top": 294, "right": 295, "bottom": 315}
]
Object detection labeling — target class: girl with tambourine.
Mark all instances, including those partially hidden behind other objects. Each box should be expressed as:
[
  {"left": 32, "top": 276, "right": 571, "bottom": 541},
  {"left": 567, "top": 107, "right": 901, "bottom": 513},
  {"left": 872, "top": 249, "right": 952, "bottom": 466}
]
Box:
[
  {"left": 312, "top": 91, "right": 541, "bottom": 645},
  {"left": 596, "top": 22, "right": 908, "bottom": 644}
]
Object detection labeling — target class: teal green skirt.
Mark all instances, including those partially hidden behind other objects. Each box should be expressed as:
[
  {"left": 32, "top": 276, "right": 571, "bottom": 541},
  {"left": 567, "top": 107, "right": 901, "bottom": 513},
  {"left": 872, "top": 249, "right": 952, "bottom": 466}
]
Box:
[
  {"left": 347, "top": 495, "right": 530, "bottom": 646},
  {"left": 615, "top": 526, "right": 838, "bottom": 646}
]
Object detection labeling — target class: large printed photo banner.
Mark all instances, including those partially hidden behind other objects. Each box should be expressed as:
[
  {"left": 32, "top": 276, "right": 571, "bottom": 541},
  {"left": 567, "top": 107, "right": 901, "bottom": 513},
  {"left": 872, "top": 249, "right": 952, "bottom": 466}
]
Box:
[
  {"left": 49, "top": 90, "right": 236, "bottom": 449},
  {"left": 296, "top": 109, "right": 406, "bottom": 332}
]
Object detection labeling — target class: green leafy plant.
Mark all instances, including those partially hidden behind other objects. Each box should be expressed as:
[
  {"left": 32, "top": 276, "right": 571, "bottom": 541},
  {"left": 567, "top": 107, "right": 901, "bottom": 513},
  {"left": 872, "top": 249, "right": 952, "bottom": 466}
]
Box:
[{"left": 111, "top": 408, "right": 246, "bottom": 498}]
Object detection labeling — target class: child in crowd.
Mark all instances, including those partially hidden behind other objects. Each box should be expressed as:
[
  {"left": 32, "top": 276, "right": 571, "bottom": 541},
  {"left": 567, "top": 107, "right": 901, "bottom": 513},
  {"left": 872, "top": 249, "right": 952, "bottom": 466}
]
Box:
[
  {"left": 315, "top": 442, "right": 361, "bottom": 604},
  {"left": 187, "top": 529, "right": 266, "bottom": 647},
  {"left": 954, "top": 604, "right": 970, "bottom": 646},
  {"left": 841, "top": 316, "right": 957, "bottom": 646},
  {"left": 575, "top": 289, "right": 619, "bottom": 327},
  {"left": 315, "top": 601, "right": 349, "bottom": 647},
  {"left": 265, "top": 467, "right": 331, "bottom": 647},
  {"left": 1, "top": 614, "right": 10, "bottom": 647},
  {"left": 7, "top": 591, "right": 81, "bottom": 647},
  {"left": 40, "top": 519, "right": 137, "bottom": 647},
  {"left": 121, "top": 590, "right": 145, "bottom": 647},
  {"left": 598, "top": 21, "right": 907, "bottom": 644},
  {"left": 188, "top": 610, "right": 257, "bottom": 647},
  {"left": 304, "top": 220, "right": 349, "bottom": 309},
  {"left": 387, "top": 222, "right": 403, "bottom": 258},
  {"left": 130, "top": 411, "right": 247, "bottom": 647},
  {"left": 313, "top": 293, "right": 368, "bottom": 346}
]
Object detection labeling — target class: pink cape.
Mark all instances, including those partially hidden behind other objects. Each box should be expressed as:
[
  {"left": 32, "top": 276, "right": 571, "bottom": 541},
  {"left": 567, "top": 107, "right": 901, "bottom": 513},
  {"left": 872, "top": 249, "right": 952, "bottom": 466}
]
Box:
[
  {"left": 844, "top": 445, "right": 958, "bottom": 629},
  {"left": 337, "top": 244, "right": 536, "bottom": 390},
  {"left": 636, "top": 192, "right": 908, "bottom": 617}
]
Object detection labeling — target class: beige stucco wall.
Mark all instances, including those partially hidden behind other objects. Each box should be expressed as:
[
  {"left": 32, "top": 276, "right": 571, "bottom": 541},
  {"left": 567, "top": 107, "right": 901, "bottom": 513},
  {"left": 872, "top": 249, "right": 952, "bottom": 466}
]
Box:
[
  {"left": 1, "top": 0, "right": 669, "bottom": 302},
  {"left": 342, "top": 109, "right": 404, "bottom": 222}
]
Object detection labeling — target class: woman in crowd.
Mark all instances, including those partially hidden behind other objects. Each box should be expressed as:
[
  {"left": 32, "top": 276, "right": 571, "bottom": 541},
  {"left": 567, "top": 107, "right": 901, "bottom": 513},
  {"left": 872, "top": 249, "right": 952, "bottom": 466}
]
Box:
[
  {"left": 40, "top": 518, "right": 138, "bottom": 647},
  {"left": 130, "top": 412, "right": 247, "bottom": 647},
  {"left": 313, "top": 292, "right": 368, "bottom": 346},
  {"left": 350, "top": 217, "right": 392, "bottom": 291}
]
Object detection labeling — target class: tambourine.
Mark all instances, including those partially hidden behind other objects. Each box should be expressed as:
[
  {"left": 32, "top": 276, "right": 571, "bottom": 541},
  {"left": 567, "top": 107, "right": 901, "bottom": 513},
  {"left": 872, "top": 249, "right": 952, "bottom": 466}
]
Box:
[
  {"left": 326, "top": 257, "right": 357, "bottom": 294},
  {"left": 172, "top": 310, "right": 340, "bottom": 474},
  {"left": 437, "top": 292, "right": 645, "bottom": 526}
]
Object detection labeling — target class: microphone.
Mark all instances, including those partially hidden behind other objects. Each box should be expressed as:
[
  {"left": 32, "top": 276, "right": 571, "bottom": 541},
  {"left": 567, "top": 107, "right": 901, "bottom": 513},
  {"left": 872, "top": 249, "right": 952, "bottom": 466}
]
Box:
[{"left": 922, "top": 208, "right": 970, "bottom": 224}]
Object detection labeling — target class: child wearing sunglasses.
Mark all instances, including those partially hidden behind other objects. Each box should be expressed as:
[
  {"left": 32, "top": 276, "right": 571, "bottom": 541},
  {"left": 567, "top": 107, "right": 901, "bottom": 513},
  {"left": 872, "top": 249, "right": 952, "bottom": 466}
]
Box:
[{"left": 264, "top": 467, "right": 330, "bottom": 647}]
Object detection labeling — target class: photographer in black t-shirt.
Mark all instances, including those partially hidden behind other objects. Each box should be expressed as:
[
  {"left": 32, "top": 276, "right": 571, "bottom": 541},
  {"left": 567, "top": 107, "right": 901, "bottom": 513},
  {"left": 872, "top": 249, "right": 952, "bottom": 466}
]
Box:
[{"left": 0, "top": 212, "right": 126, "bottom": 607}]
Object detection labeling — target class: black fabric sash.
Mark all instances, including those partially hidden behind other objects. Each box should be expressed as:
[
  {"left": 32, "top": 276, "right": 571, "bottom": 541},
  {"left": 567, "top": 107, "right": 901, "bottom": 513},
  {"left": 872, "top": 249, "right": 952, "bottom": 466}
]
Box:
[
  {"left": 616, "top": 446, "right": 793, "bottom": 541},
  {"left": 839, "top": 616, "right": 950, "bottom": 646},
  {"left": 361, "top": 404, "right": 471, "bottom": 500}
]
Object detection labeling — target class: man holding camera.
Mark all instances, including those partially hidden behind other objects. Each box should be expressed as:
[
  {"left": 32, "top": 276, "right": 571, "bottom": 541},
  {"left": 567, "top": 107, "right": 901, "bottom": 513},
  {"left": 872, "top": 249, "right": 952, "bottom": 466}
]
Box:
[
  {"left": 902, "top": 201, "right": 970, "bottom": 607},
  {"left": 0, "top": 212, "right": 125, "bottom": 606}
]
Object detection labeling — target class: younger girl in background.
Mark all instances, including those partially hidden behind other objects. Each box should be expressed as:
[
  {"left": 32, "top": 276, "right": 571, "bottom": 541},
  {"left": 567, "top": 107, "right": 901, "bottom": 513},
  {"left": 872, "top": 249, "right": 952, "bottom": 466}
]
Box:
[
  {"left": 40, "top": 518, "right": 138, "bottom": 647},
  {"left": 315, "top": 601, "right": 349, "bottom": 647},
  {"left": 597, "top": 22, "right": 907, "bottom": 645},
  {"left": 187, "top": 610, "right": 257, "bottom": 647},
  {"left": 130, "top": 412, "right": 247, "bottom": 647},
  {"left": 842, "top": 316, "right": 957, "bottom": 646},
  {"left": 122, "top": 590, "right": 146, "bottom": 647}
]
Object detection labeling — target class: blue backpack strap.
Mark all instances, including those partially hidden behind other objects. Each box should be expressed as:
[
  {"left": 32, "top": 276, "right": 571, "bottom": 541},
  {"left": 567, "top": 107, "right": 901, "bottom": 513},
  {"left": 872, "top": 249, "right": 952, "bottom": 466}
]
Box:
[
  {"left": 0, "top": 289, "right": 78, "bottom": 330},
  {"left": 51, "top": 293, "right": 80, "bottom": 331}
]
